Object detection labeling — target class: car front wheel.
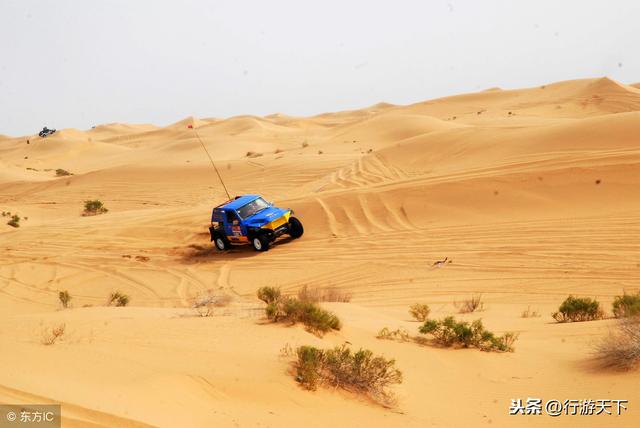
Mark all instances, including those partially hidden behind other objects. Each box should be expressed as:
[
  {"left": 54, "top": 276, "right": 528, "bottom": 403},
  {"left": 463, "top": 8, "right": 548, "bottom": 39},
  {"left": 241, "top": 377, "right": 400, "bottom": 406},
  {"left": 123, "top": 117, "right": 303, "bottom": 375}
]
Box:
[
  {"left": 252, "top": 235, "right": 270, "bottom": 251},
  {"left": 214, "top": 235, "right": 229, "bottom": 251},
  {"left": 288, "top": 217, "right": 304, "bottom": 239}
]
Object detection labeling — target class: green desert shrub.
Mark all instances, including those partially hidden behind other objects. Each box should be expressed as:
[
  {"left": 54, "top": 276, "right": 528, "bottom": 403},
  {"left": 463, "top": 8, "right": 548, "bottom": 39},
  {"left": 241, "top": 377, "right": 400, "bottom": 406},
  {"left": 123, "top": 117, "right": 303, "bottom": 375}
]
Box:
[
  {"left": 419, "top": 316, "right": 518, "bottom": 352},
  {"left": 552, "top": 295, "right": 604, "bottom": 322},
  {"left": 594, "top": 316, "right": 640, "bottom": 370},
  {"left": 83, "top": 199, "right": 108, "bottom": 216},
  {"left": 295, "top": 344, "right": 402, "bottom": 404},
  {"left": 612, "top": 293, "right": 640, "bottom": 318},
  {"left": 281, "top": 298, "right": 341, "bottom": 334},
  {"left": 108, "top": 291, "right": 130, "bottom": 307},
  {"left": 296, "top": 345, "right": 325, "bottom": 389},
  {"left": 7, "top": 214, "right": 20, "bottom": 228},
  {"left": 257, "top": 286, "right": 281, "bottom": 305},
  {"left": 409, "top": 303, "right": 430, "bottom": 321},
  {"left": 259, "top": 288, "right": 340, "bottom": 335},
  {"left": 58, "top": 290, "right": 72, "bottom": 308}
]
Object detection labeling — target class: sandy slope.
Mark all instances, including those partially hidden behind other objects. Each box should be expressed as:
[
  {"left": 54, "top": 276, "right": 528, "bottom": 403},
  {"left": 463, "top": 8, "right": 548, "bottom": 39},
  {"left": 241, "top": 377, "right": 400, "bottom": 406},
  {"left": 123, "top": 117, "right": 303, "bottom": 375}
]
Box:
[{"left": 1, "top": 77, "right": 639, "bottom": 427}]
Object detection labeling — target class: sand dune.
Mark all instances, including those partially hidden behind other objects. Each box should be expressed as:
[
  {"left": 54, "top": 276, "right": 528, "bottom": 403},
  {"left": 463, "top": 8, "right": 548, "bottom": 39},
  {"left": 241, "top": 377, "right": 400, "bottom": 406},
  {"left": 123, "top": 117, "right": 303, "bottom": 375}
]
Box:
[{"left": 1, "top": 77, "right": 639, "bottom": 427}]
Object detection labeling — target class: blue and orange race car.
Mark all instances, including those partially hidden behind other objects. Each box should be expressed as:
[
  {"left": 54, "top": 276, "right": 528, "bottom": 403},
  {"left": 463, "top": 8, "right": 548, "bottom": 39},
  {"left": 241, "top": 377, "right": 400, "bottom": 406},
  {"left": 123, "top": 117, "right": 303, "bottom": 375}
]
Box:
[{"left": 209, "top": 195, "right": 304, "bottom": 251}]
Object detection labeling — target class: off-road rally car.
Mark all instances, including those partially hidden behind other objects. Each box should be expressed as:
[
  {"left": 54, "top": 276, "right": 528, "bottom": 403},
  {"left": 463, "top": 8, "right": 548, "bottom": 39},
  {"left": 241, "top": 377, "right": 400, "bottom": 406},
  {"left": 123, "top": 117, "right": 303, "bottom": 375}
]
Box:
[
  {"left": 209, "top": 195, "right": 304, "bottom": 251},
  {"left": 38, "top": 127, "right": 56, "bottom": 138}
]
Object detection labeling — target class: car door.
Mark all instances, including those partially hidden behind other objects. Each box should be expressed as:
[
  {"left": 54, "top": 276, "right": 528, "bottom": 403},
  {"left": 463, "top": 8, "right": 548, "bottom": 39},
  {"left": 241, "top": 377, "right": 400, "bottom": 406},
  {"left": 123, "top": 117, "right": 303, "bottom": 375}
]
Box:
[{"left": 224, "top": 210, "right": 247, "bottom": 242}]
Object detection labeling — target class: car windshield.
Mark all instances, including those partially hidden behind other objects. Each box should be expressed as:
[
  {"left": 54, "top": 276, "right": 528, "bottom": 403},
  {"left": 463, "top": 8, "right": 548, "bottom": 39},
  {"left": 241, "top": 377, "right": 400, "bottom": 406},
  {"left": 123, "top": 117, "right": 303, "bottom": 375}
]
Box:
[{"left": 236, "top": 198, "right": 270, "bottom": 219}]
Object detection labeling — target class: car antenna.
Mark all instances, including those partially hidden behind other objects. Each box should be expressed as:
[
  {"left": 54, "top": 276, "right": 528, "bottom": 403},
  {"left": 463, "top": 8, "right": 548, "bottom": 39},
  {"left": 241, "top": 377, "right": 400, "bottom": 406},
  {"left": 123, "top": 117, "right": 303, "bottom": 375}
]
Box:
[{"left": 188, "top": 123, "right": 231, "bottom": 200}]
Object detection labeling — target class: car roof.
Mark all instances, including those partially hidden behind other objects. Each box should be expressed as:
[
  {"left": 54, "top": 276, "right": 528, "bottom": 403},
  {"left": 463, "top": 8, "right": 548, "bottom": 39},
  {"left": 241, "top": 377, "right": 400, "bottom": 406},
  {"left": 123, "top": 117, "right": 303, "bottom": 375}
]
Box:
[{"left": 219, "top": 194, "right": 261, "bottom": 210}]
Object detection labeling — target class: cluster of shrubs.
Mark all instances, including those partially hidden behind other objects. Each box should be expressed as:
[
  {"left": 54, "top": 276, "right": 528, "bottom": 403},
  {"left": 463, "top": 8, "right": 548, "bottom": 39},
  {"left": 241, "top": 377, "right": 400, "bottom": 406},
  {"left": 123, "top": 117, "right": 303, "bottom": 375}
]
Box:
[
  {"left": 552, "top": 293, "right": 640, "bottom": 323},
  {"left": 419, "top": 316, "right": 518, "bottom": 352},
  {"left": 378, "top": 301, "right": 517, "bottom": 352},
  {"left": 258, "top": 287, "right": 340, "bottom": 335},
  {"left": 2, "top": 211, "right": 25, "bottom": 228},
  {"left": 295, "top": 344, "right": 402, "bottom": 404},
  {"left": 548, "top": 294, "right": 640, "bottom": 370}
]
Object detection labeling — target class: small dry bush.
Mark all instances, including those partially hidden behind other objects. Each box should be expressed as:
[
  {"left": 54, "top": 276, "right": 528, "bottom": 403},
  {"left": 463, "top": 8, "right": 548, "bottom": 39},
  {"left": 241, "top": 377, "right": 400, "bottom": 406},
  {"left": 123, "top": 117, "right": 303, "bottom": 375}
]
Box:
[
  {"left": 297, "top": 285, "right": 351, "bottom": 303},
  {"left": 42, "top": 323, "right": 66, "bottom": 345},
  {"left": 279, "top": 342, "right": 295, "bottom": 358},
  {"left": 108, "top": 291, "right": 130, "bottom": 307},
  {"left": 377, "top": 327, "right": 410, "bottom": 342},
  {"left": 295, "top": 344, "right": 402, "bottom": 405},
  {"left": 192, "top": 290, "right": 232, "bottom": 316},
  {"left": 594, "top": 317, "right": 640, "bottom": 370},
  {"left": 552, "top": 295, "right": 604, "bottom": 322},
  {"left": 455, "top": 294, "right": 484, "bottom": 313},
  {"left": 612, "top": 293, "right": 640, "bottom": 318},
  {"left": 83, "top": 200, "right": 108, "bottom": 216},
  {"left": 301, "top": 141, "right": 309, "bottom": 148},
  {"left": 419, "top": 316, "right": 518, "bottom": 352},
  {"left": 521, "top": 306, "right": 541, "bottom": 318},
  {"left": 409, "top": 303, "right": 430, "bottom": 321},
  {"left": 58, "top": 290, "right": 72, "bottom": 308},
  {"left": 55, "top": 168, "right": 72, "bottom": 177}
]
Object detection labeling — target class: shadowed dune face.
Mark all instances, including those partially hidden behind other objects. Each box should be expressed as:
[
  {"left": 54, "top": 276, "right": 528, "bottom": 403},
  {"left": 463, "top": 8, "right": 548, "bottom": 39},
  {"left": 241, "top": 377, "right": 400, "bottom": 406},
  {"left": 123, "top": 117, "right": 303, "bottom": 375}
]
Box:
[{"left": 1, "top": 77, "right": 640, "bottom": 427}]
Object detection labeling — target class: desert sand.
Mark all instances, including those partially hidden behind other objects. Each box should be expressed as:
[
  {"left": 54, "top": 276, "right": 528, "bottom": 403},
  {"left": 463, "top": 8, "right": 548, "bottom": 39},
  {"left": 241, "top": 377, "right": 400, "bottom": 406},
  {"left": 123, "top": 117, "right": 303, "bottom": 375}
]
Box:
[{"left": 1, "top": 77, "right": 639, "bottom": 427}]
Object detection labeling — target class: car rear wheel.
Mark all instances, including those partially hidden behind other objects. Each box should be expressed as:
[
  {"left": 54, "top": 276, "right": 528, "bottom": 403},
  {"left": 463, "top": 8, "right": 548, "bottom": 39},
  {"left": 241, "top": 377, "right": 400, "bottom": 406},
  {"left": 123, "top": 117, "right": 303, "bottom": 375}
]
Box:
[
  {"left": 252, "top": 235, "right": 270, "bottom": 251},
  {"left": 288, "top": 217, "right": 304, "bottom": 239},
  {"left": 214, "top": 235, "right": 229, "bottom": 251}
]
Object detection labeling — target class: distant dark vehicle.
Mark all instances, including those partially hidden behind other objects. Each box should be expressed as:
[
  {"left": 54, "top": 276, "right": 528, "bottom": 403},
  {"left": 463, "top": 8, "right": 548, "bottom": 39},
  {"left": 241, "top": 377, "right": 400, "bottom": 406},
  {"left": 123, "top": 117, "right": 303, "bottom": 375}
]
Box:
[{"left": 38, "top": 127, "right": 56, "bottom": 138}]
